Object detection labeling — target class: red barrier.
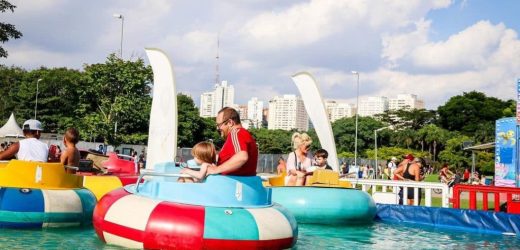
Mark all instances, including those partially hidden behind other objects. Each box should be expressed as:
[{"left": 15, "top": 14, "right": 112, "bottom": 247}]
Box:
[{"left": 452, "top": 184, "right": 520, "bottom": 214}]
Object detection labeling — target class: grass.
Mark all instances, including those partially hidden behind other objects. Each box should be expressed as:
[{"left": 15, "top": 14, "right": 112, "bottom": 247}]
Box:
[
  {"left": 357, "top": 174, "right": 500, "bottom": 210},
  {"left": 422, "top": 197, "right": 497, "bottom": 210},
  {"left": 424, "top": 174, "right": 439, "bottom": 182}
]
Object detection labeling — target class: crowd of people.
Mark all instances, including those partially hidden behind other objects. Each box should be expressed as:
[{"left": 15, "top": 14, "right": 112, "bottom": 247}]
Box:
[{"left": 0, "top": 109, "right": 493, "bottom": 190}]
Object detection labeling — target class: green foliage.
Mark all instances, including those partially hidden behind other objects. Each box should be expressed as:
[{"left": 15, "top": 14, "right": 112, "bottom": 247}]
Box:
[
  {"left": 0, "top": 65, "right": 25, "bottom": 120},
  {"left": 77, "top": 54, "right": 153, "bottom": 145},
  {"left": 17, "top": 67, "right": 84, "bottom": 132},
  {"left": 390, "top": 128, "right": 416, "bottom": 149},
  {"left": 416, "top": 124, "right": 451, "bottom": 161},
  {"left": 0, "top": 51, "right": 512, "bottom": 176},
  {"left": 437, "top": 91, "right": 513, "bottom": 141},
  {"left": 438, "top": 135, "right": 472, "bottom": 168},
  {"left": 250, "top": 128, "right": 292, "bottom": 153},
  {"left": 338, "top": 151, "right": 354, "bottom": 158},
  {"left": 177, "top": 94, "right": 219, "bottom": 147},
  {"left": 365, "top": 146, "right": 428, "bottom": 162},
  {"left": 476, "top": 151, "right": 494, "bottom": 175},
  {"left": 0, "top": 0, "right": 23, "bottom": 58},
  {"left": 332, "top": 116, "right": 385, "bottom": 156},
  {"left": 375, "top": 108, "right": 437, "bottom": 130}
]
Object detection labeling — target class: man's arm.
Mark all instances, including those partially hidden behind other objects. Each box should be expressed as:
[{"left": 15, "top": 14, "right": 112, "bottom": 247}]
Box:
[
  {"left": 0, "top": 142, "right": 19, "bottom": 160},
  {"left": 207, "top": 151, "right": 248, "bottom": 175}
]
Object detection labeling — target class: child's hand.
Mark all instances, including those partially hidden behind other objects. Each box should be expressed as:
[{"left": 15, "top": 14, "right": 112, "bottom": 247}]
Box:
[{"left": 180, "top": 168, "right": 188, "bottom": 174}]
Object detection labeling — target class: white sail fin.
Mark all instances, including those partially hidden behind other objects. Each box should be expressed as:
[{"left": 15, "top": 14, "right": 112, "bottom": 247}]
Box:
[
  {"left": 291, "top": 72, "right": 339, "bottom": 171},
  {"left": 145, "top": 48, "right": 177, "bottom": 169}
]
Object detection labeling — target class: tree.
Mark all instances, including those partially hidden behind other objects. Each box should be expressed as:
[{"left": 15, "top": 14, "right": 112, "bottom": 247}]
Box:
[
  {"left": 375, "top": 108, "right": 437, "bottom": 130},
  {"left": 177, "top": 94, "right": 220, "bottom": 147},
  {"left": 250, "top": 128, "right": 292, "bottom": 154},
  {"left": 0, "top": 0, "right": 23, "bottom": 58},
  {"left": 417, "top": 124, "right": 450, "bottom": 161},
  {"left": 437, "top": 91, "right": 512, "bottom": 136},
  {"left": 365, "top": 146, "right": 428, "bottom": 162},
  {"left": 77, "top": 54, "right": 153, "bottom": 145},
  {"left": 332, "top": 116, "right": 385, "bottom": 156},
  {"left": 0, "top": 65, "right": 25, "bottom": 120},
  {"left": 390, "top": 128, "right": 417, "bottom": 149},
  {"left": 438, "top": 134, "right": 472, "bottom": 168},
  {"left": 14, "top": 67, "right": 83, "bottom": 132}
]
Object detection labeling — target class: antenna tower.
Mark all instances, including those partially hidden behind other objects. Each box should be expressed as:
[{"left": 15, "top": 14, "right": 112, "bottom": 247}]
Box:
[{"left": 215, "top": 35, "right": 220, "bottom": 85}]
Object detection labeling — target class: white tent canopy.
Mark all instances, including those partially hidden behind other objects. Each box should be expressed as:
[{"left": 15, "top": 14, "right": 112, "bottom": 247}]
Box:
[{"left": 0, "top": 113, "right": 24, "bottom": 138}]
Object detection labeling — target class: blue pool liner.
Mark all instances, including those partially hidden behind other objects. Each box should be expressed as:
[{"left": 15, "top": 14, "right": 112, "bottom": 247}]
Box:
[{"left": 376, "top": 204, "right": 520, "bottom": 236}]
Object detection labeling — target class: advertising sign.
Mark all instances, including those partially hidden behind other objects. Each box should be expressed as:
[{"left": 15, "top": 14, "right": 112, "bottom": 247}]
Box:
[
  {"left": 517, "top": 79, "right": 520, "bottom": 124},
  {"left": 495, "top": 118, "right": 517, "bottom": 187}
]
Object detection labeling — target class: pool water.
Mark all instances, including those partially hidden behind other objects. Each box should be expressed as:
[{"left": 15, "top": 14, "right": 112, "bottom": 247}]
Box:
[{"left": 1, "top": 222, "right": 518, "bottom": 249}]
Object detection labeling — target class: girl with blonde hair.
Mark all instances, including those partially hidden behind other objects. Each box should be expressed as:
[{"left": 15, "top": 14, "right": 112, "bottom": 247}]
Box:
[
  {"left": 285, "top": 132, "right": 313, "bottom": 186},
  {"left": 179, "top": 141, "right": 216, "bottom": 182}
]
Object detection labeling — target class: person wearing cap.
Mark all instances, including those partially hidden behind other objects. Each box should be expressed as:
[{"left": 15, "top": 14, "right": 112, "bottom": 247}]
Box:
[{"left": 0, "top": 119, "right": 49, "bottom": 162}]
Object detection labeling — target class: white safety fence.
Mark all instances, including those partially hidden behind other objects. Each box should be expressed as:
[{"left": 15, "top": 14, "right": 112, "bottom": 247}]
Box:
[{"left": 342, "top": 178, "right": 450, "bottom": 208}]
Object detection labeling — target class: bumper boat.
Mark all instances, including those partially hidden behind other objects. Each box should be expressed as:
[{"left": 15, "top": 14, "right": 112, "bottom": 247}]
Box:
[
  {"left": 79, "top": 152, "right": 141, "bottom": 200},
  {"left": 93, "top": 162, "right": 298, "bottom": 249},
  {"left": 267, "top": 169, "right": 376, "bottom": 224},
  {"left": 0, "top": 160, "right": 96, "bottom": 228}
]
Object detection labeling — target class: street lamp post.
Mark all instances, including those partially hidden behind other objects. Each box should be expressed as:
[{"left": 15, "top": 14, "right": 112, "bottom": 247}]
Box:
[
  {"left": 351, "top": 71, "right": 360, "bottom": 177},
  {"left": 374, "top": 125, "right": 394, "bottom": 179},
  {"left": 35, "top": 78, "right": 42, "bottom": 119},
  {"left": 113, "top": 13, "right": 124, "bottom": 58}
]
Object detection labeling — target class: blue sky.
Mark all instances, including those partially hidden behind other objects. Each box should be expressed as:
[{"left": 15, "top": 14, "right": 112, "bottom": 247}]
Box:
[{"left": 2, "top": 0, "right": 520, "bottom": 109}]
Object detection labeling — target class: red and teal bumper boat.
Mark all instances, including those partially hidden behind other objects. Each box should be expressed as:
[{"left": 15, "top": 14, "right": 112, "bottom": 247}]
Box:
[{"left": 93, "top": 162, "right": 298, "bottom": 249}]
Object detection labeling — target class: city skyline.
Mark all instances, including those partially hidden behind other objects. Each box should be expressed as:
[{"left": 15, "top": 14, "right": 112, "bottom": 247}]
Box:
[
  {"left": 199, "top": 80, "right": 425, "bottom": 131},
  {"left": 3, "top": 1, "right": 520, "bottom": 110}
]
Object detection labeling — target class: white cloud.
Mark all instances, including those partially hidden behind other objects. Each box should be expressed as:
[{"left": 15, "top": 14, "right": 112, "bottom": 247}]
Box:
[
  {"left": 4, "top": 0, "right": 520, "bottom": 111},
  {"left": 411, "top": 21, "right": 505, "bottom": 71},
  {"left": 382, "top": 19, "right": 431, "bottom": 68},
  {"left": 240, "top": 1, "right": 357, "bottom": 49}
]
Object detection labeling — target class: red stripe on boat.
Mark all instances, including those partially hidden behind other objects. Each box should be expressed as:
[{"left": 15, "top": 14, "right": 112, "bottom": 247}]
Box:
[
  {"left": 101, "top": 220, "right": 147, "bottom": 242},
  {"left": 144, "top": 202, "right": 206, "bottom": 250},
  {"left": 93, "top": 188, "right": 130, "bottom": 242},
  {"left": 203, "top": 237, "right": 295, "bottom": 249}
]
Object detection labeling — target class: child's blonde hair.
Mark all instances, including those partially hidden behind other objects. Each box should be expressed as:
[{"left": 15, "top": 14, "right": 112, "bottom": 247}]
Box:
[
  {"left": 292, "top": 132, "right": 312, "bottom": 150},
  {"left": 192, "top": 141, "right": 216, "bottom": 164}
]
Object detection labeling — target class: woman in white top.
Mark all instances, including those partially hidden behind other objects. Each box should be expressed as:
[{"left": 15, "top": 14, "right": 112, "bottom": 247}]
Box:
[{"left": 285, "top": 132, "right": 313, "bottom": 186}]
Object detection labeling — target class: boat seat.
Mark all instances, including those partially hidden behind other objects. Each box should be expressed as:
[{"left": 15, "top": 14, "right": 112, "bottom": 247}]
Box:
[
  {"left": 307, "top": 170, "right": 352, "bottom": 188},
  {"left": 267, "top": 172, "right": 286, "bottom": 187}
]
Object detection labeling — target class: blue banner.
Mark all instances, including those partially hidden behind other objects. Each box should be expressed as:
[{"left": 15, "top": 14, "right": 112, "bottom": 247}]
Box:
[{"left": 495, "top": 118, "right": 516, "bottom": 187}]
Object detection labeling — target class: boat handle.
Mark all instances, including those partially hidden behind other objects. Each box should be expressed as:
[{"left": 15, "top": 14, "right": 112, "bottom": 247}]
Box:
[
  {"left": 64, "top": 165, "right": 79, "bottom": 171},
  {"left": 135, "top": 170, "right": 191, "bottom": 192}
]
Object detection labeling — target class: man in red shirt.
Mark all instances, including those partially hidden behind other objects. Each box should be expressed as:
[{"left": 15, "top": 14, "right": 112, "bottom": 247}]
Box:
[{"left": 207, "top": 107, "right": 258, "bottom": 176}]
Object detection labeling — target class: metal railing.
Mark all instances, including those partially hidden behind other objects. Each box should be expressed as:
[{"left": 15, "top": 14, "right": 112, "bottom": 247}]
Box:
[
  {"left": 135, "top": 169, "right": 190, "bottom": 191},
  {"left": 343, "top": 178, "right": 450, "bottom": 208}
]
